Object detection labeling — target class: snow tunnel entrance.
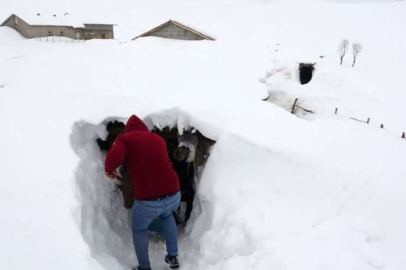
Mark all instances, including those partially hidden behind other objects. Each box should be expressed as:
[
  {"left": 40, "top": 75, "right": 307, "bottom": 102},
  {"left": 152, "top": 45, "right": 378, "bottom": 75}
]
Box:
[
  {"left": 96, "top": 121, "right": 215, "bottom": 225},
  {"left": 299, "top": 63, "right": 315, "bottom": 85},
  {"left": 71, "top": 117, "right": 216, "bottom": 269}
]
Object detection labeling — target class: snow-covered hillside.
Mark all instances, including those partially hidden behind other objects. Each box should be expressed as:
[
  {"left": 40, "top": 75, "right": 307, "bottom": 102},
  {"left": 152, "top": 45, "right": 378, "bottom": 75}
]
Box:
[{"left": 1, "top": 1, "right": 406, "bottom": 270}]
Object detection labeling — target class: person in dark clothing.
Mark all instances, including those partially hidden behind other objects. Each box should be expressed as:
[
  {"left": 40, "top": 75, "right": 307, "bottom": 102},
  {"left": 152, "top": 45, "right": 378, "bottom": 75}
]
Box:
[
  {"left": 164, "top": 138, "right": 195, "bottom": 225},
  {"left": 118, "top": 164, "right": 135, "bottom": 209},
  {"left": 171, "top": 148, "right": 195, "bottom": 225},
  {"left": 104, "top": 115, "right": 181, "bottom": 270}
]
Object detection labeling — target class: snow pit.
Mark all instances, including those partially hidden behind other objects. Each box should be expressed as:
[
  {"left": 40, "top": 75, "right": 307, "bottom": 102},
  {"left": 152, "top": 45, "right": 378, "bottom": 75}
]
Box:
[
  {"left": 70, "top": 115, "right": 215, "bottom": 270},
  {"left": 299, "top": 63, "right": 315, "bottom": 85}
]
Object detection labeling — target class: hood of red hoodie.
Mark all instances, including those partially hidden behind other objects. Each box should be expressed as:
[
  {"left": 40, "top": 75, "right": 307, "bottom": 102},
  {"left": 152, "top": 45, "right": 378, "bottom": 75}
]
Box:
[{"left": 125, "top": 115, "right": 149, "bottom": 133}]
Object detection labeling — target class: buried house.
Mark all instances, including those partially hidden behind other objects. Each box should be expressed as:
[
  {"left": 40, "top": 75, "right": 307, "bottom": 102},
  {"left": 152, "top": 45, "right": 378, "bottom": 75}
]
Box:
[
  {"left": 1, "top": 13, "right": 115, "bottom": 40},
  {"left": 132, "top": 20, "right": 215, "bottom": 41}
]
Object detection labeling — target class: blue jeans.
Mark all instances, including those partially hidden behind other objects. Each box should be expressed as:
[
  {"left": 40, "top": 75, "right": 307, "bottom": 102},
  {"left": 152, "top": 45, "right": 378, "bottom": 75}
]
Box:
[{"left": 131, "top": 192, "right": 181, "bottom": 269}]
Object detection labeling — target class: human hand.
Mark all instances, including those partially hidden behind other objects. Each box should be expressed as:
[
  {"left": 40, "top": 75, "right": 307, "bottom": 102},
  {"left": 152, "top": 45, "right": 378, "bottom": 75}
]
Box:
[{"left": 104, "top": 171, "right": 117, "bottom": 179}]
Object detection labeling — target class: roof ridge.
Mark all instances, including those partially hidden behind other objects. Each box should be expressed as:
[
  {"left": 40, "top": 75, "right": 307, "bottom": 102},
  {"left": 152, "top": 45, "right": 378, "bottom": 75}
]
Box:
[{"left": 132, "top": 19, "right": 214, "bottom": 41}]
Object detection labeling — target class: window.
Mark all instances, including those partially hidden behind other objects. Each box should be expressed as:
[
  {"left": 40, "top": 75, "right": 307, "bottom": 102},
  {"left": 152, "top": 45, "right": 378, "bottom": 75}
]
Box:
[
  {"left": 75, "top": 32, "right": 81, "bottom": 39},
  {"left": 60, "top": 31, "right": 64, "bottom": 36},
  {"left": 48, "top": 31, "right": 52, "bottom": 36},
  {"left": 14, "top": 16, "right": 18, "bottom": 25}
]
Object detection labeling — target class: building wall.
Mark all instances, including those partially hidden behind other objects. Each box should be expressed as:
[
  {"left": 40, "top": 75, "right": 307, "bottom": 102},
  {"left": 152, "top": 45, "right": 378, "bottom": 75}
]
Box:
[
  {"left": 82, "top": 24, "right": 114, "bottom": 40},
  {"left": 82, "top": 29, "right": 114, "bottom": 40},
  {"left": 30, "top": 25, "right": 79, "bottom": 39},
  {"left": 2, "top": 15, "right": 114, "bottom": 40},
  {"left": 2, "top": 15, "right": 80, "bottom": 39},
  {"left": 3, "top": 15, "right": 33, "bottom": 38},
  {"left": 148, "top": 23, "right": 205, "bottom": 40}
]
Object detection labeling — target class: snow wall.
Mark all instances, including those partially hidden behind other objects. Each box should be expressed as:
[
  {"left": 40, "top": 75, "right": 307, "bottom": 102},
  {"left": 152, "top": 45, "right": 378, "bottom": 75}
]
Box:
[{"left": 70, "top": 116, "right": 135, "bottom": 269}]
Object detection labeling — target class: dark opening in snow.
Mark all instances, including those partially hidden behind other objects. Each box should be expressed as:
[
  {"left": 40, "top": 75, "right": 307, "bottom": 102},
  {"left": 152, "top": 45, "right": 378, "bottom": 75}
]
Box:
[
  {"left": 97, "top": 121, "right": 125, "bottom": 151},
  {"left": 299, "top": 63, "right": 315, "bottom": 85},
  {"left": 153, "top": 126, "right": 214, "bottom": 224},
  {"left": 96, "top": 121, "right": 215, "bottom": 225}
]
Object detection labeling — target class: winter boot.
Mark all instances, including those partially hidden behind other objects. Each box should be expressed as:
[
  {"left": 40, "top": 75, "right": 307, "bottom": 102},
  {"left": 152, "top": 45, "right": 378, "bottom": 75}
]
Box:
[
  {"left": 132, "top": 266, "right": 151, "bottom": 270},
  {"left": 165, "top": 255, "right": 180, "bottom": 269}
]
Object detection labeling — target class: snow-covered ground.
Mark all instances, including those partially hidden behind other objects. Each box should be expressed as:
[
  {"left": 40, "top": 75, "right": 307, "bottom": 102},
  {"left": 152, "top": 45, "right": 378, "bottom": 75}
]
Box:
[{"left": 1, "top": 0, "right": 406, "bottom": 270}]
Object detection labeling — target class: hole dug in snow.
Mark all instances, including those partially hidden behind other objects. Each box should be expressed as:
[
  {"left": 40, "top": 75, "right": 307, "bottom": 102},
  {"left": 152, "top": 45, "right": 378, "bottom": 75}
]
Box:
[
  {"left": 97, "top": 121, "right": 215, "bottom": 222},
  {"left": 299, "top": 63, "right": 315, "bottom": 85},
  {"left": 70, "top": 117, "right": 215, "bottom": 270}
]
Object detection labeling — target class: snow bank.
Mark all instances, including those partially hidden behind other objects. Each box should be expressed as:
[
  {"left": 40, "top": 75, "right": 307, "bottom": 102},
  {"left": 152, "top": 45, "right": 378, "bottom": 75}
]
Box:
[
  {"left": 70, "top": 119, "right": 135, "bottom": 270},
  {"left": 0, "top": 26, "right": 25, "bottom": 40},
  {"left": 184, "top": 120, "right": 406, "bottom": 270}
]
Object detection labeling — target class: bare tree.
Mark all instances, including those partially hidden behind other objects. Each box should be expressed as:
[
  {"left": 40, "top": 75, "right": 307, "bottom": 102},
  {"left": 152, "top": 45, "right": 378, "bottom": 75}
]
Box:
[
  {"left": 352, "top": 43, "right": 363, "bottom": 67},
  {"left": 338, "top": 39, "right": 349, "bottom": 65}
]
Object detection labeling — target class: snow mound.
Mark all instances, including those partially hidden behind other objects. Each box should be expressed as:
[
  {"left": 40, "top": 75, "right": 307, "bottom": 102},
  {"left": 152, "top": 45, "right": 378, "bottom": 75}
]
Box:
[
  {"left": 0, "top": 26, "right": 25, "bottom": 40},
  {"left": 184, "top": 121, "right": 406, "bottom": 270}
]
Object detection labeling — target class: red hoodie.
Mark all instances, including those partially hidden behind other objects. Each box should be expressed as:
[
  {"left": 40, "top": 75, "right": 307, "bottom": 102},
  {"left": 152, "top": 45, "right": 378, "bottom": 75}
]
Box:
[{"left": 105, "top": 115, "right": 180, "bottom": 200}]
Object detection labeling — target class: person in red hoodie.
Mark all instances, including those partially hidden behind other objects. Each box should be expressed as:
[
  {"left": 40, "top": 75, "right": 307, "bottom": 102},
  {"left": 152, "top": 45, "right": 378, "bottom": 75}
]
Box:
[{"left": 104, "top": 115, "right": 181, "bottom": 270}]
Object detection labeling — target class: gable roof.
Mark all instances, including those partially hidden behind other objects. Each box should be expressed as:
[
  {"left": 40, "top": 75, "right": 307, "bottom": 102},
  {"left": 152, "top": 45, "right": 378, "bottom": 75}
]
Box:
[
  {"left": 132, "top": 20, "right": 215, "bottom": 41},
  {"left": 0, "top": 14, "right": 13, "bottom": 27}
]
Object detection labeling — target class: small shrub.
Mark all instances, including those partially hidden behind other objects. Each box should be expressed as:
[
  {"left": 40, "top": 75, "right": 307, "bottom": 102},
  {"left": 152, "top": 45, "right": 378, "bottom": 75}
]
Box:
[
  {"left": 338, "top": 39, "right": 349, "bottom": 65},
  {"left": 352, "top": 43, "right": 363, "bottom": 67}
]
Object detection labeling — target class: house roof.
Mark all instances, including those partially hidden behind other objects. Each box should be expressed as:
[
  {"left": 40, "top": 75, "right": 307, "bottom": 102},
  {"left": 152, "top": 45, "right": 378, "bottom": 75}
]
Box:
[
  {"left": 1, "top": 13, "right": 115, "bottom": 28},
  {"left": 132, "top": 20, "right": 215, "bottom": 41}
]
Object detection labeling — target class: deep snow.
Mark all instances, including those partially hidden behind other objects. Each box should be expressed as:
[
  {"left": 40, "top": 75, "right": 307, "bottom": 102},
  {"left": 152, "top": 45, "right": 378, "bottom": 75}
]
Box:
[{"left": 1, "top": 0, "right": 406, "bottom": 270}]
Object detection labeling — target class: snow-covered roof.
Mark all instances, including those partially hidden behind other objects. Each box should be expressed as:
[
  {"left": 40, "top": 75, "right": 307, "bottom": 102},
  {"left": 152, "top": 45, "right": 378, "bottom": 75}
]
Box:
[
  {"left": 3, "top": 13, "right": 115, "bottom": 28},
  {"left": 16, "top": 13, "right": 85, "bottom": 28}
]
